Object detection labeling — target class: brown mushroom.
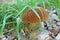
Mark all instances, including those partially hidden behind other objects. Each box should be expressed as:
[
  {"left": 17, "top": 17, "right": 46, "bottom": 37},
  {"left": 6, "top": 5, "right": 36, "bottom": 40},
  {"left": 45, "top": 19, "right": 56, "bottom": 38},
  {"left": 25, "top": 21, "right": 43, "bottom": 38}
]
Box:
[{"left": 22, "top": 7, "right": 48, "bottom": 37}]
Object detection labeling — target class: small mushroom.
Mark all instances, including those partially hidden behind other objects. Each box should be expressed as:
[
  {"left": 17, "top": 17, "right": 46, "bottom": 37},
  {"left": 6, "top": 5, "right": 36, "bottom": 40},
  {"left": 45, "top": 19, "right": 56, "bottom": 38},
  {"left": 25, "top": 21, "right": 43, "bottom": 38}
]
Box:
[
  {"left": 22, "top": 7, "right": 48, "bottom": 30},
  {"left": 22, "top": 7, "right": 48, "bottom": 38}
]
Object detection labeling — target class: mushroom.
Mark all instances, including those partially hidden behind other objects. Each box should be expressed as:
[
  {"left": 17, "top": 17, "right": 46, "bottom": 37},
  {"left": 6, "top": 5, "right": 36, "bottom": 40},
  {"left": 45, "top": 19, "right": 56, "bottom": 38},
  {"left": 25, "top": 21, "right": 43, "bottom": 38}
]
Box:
[
  {"left": 22, "top": 7, "right": 48, "bottom": 37},
  {"left": 22, "top": 7, "right": 48, "bottom": 23}
]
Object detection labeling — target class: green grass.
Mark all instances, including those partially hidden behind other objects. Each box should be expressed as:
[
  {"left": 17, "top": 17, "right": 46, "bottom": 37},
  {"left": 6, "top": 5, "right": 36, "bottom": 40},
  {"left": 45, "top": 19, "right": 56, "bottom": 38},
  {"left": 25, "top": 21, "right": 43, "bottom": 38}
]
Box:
[{"left": 0, "top": 0, "right": 60, "bottom": 40}]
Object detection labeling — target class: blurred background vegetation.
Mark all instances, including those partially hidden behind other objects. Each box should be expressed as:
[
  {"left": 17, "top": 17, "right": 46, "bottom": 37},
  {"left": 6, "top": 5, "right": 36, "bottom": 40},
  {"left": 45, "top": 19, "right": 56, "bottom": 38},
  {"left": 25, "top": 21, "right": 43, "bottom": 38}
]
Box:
[{"left": 0, "top": 0, "right": 60, "bottom": 40}]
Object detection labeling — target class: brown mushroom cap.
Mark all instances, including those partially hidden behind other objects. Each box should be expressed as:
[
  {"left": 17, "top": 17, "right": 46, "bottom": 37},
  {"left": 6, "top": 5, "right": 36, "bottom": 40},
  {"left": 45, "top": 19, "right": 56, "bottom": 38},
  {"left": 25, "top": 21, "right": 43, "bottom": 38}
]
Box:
[{"left": 22, "top": 7, "right": 48, "bottom": 23}]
